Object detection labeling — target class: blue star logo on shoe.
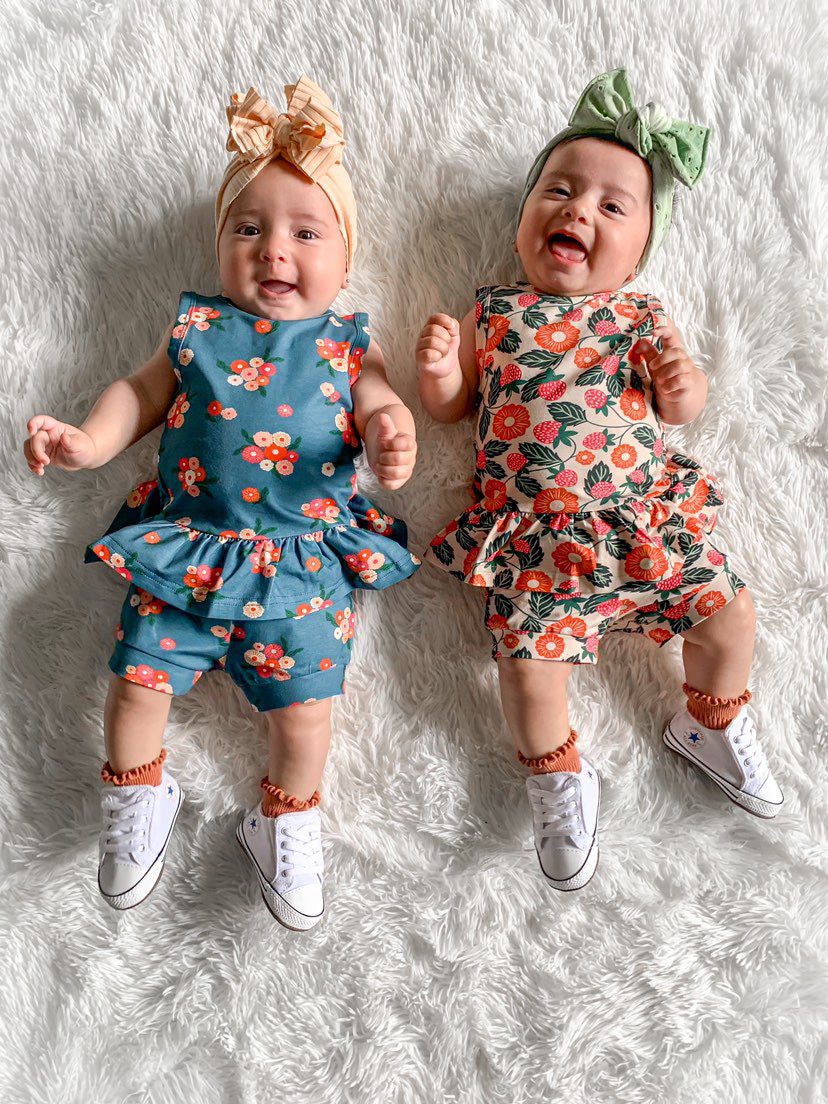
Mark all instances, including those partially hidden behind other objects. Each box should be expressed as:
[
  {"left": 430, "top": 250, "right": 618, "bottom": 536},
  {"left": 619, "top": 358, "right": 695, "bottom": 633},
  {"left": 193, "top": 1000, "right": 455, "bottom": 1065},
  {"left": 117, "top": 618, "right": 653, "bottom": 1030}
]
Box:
[
  {"left": 249, "top": 816, "right": 259, "bottom": 833},
  {"left": 686, "top": 729, "right": 704, "bottom": 747},
  {"left": 167, "top": 784, "right": 175, "bottom": 798}
]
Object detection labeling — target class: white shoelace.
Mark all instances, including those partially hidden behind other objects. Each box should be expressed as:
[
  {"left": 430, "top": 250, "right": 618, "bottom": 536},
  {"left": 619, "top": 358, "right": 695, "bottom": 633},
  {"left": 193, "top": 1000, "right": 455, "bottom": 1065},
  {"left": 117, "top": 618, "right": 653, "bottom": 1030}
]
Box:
[
  {"left": 102, "top": 790, "right": 152, "bottom": 861},
  {"left": 278, "top": 820, "right": 323, "bottom": 883},
  {"left": 528, "top": 778, "right": 585, "bottom": 845},
  {"left": 729, "top": 717, "right": 769, "bottom": 782}
]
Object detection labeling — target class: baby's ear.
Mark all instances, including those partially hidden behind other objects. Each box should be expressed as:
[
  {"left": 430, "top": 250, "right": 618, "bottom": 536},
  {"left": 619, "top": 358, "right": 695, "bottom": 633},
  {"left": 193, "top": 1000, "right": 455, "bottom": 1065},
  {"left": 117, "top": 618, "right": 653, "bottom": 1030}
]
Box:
[{"left": 341, "top": 274, "right": 349, "bottom": 289}]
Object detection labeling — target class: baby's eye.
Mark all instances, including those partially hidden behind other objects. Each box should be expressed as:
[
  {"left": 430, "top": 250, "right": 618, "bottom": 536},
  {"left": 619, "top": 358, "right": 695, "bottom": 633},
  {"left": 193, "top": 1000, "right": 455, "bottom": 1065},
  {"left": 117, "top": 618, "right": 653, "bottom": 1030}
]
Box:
[
  {"left": 238, "top": 225, "right": 259, "bottom": 236},
  {"left": 296, "top": 229, "right": 318, "bottom": 241},
  {"left": 547, "top": 187, "right": 569, "bottom": 197},
  {"left": 604, "top": 203, "right": 623, "bottom": 215}
]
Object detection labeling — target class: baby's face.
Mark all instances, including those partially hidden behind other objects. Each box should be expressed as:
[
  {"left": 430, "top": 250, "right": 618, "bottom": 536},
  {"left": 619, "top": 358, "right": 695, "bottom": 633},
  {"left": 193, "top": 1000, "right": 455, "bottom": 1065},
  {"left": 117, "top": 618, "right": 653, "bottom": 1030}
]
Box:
[
  {"left": 218, "top": 158, "right": 347, "bottom": 320},
  {"left": 516, "top": 137, "right": 652, "bottom": 296}
]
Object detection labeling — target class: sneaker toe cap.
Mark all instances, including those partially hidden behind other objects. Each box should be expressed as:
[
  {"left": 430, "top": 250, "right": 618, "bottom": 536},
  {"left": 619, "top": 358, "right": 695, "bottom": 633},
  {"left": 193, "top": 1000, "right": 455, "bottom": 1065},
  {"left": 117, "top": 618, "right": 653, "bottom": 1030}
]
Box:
[
  {"left": 282, "top": 882, "right": 324, "bottom": 919},
  {"left": 99, "top": 859, "right": 143, "bottom": 897},
  {"left": 538, "top": 843, "right": 591, "bottom": 883},
  {"left": 755, "top": 773, "right": 783, "bottom": 807}
]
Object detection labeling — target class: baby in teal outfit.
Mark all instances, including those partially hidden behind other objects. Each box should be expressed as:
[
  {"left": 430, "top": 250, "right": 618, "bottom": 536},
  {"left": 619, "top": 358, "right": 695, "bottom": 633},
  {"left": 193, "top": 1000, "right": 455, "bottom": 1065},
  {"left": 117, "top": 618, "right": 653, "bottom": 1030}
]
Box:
[{"left": 23, "top": 77, "right": 418, "bottom": 930}]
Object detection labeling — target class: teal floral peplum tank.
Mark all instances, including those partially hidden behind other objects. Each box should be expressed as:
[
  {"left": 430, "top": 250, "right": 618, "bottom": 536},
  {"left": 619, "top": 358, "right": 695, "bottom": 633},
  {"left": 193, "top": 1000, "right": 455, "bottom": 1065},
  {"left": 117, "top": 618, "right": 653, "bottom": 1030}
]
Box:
[{"left": 85, "top": 293, "right": 420, "bottom": 617}]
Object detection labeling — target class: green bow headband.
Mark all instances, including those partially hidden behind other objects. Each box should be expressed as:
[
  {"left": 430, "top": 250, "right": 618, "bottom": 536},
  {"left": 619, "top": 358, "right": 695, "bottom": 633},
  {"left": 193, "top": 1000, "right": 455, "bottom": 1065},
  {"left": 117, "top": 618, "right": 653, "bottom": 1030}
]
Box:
[{"left": 517, "top": 69, "right": 710, "bottom": 273}]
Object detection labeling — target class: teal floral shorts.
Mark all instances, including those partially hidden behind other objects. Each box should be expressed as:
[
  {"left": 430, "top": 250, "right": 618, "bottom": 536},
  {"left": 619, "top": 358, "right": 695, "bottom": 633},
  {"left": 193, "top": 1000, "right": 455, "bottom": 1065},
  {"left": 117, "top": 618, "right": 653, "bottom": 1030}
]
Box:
[{"left": 111, "top": 584, "right": 356, "bottom": 710}]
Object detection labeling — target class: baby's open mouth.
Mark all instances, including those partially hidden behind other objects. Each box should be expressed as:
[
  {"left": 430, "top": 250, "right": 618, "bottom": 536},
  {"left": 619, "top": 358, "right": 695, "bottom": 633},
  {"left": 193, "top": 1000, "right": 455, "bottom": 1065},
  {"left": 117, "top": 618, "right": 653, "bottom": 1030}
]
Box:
[
  {"left": 259, "top": 279, "right": 296, "bottom": 296},
  {"left": 547, "top": 233, "right": 588, "bottom": 264}
]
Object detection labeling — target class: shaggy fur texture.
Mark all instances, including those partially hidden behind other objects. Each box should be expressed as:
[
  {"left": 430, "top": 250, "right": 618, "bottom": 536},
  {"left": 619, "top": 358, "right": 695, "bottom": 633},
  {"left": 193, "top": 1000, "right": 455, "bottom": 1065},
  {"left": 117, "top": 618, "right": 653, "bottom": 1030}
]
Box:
[{"left": 1, "top": 1, "right": 826, "bottom": 1101}]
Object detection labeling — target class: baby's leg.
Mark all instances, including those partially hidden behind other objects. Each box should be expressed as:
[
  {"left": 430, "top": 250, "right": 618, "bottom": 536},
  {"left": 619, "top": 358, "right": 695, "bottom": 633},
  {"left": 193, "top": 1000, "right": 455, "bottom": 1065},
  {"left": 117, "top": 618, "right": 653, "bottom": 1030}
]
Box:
[
  {"left": 681, "top": 588, "right": 755, "bottom": 724},
  {"left": 497, "top": 657, "right": 577, "bottom": 766},
  {"left": 263, "top": 698, "right": 332, "bottom": 806},
  {"left": 104, "top": 673, "right": 171, "bottom": 774}
]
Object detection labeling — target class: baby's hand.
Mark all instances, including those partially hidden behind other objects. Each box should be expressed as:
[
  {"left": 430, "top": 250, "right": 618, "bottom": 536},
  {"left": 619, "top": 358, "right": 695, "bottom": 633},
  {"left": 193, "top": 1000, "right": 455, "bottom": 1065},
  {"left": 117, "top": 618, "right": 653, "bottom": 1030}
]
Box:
[
  {"left": 631, "top": 318, "right": 699, "bottom": 402},
  {"left": 364, "top": 411, "right": 417, "bottom": 490},
  {"left": 416, "top": 314, "right": 461, "bottom": 379},
  {"left": 24, "top": 415, "right": 97, "bottom": 476}
]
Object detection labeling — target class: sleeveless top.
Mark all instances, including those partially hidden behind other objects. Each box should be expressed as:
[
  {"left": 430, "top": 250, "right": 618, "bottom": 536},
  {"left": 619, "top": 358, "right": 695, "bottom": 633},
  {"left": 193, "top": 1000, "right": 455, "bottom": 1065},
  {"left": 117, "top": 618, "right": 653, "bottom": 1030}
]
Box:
[
  {"left": 86, "top": 293, "right": 419, "bottom": 617},
  {"left": 427, "top": 283, "right": 725, "bottom": 588}
]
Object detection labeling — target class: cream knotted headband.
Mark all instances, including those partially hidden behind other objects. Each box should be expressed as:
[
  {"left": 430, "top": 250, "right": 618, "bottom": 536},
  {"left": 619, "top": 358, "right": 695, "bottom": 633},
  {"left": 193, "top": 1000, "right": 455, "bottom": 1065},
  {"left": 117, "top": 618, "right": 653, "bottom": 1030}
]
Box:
[{"left": 215, "top": 76, "right": 357, "bottom": 272}]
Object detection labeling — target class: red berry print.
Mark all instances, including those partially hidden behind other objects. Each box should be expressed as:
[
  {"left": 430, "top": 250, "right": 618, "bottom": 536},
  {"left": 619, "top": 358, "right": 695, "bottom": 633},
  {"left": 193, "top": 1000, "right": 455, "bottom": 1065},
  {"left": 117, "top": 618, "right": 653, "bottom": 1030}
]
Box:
[
  {"left": 518, "top": 293, "right": 539, "bottom": 307},
  {"left": 538, "top": 381, "right": 566, "bottom": 401},
  {"left": 585, "top": 389, "right": 608, "bottom": 409},
  {"left": 533, "top": 420, "right": 561, "bottom": 443}
]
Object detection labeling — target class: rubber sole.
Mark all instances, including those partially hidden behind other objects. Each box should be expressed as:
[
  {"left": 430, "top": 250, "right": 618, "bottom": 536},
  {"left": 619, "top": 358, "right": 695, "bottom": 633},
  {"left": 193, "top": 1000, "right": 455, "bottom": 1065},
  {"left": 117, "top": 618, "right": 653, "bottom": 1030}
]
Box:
[
  {"left": 235, "top": 825, "right": 323, "bottom": 932},
  {"left": 662, "top": 724, "right": 782, "bottom": 820}
]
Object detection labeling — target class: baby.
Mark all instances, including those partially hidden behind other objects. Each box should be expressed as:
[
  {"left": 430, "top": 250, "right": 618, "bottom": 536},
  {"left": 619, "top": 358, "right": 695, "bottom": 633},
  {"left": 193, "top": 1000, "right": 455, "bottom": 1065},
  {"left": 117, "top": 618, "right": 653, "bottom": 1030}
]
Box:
[
  {"left": 417, "top": 70, "right": 782, "bottom": 891},
  {"left": 24, "top": 77, "right": 419, "bottom": 929}
]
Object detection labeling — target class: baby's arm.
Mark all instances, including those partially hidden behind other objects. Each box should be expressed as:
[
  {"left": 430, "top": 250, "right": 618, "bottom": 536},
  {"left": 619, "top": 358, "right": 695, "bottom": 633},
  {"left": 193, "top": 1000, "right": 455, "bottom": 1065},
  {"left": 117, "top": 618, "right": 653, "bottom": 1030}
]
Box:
[
  {"left": 417, "top": 310, "right": 478, "bottom": 423},
  {"left": 632, "top": 317, "right": 708, "bottom": 426},
  {"left": 25, "top": 324, "right": 178, "bottom": 476},
  {"left": 351, "top": 341, "right": 417, "bottom": 490}
]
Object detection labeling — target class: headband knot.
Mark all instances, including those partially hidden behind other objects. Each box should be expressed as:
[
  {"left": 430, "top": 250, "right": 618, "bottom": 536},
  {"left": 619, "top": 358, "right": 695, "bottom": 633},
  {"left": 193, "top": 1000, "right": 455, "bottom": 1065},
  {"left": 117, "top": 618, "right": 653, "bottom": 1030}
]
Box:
[
  {"left": 225, "top": 81, "right": 346, "bottom": 182},
  {"left": 614, "top": 102, "right": 671, "bottom": 159}
]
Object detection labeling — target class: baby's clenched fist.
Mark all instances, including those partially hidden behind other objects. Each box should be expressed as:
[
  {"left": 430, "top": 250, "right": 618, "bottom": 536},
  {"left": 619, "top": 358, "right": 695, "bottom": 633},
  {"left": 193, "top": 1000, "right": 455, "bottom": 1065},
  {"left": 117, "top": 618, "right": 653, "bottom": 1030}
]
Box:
[{"left": 416, "top": 313, "right": 461, "bottom": 379}]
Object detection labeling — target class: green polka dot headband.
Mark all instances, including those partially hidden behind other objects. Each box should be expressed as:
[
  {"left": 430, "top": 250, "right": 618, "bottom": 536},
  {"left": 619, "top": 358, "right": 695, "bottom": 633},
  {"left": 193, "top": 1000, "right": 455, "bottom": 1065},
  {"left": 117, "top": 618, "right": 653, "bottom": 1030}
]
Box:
[{"left": 517, "top": 69, "right": 711, "bottom": 273}]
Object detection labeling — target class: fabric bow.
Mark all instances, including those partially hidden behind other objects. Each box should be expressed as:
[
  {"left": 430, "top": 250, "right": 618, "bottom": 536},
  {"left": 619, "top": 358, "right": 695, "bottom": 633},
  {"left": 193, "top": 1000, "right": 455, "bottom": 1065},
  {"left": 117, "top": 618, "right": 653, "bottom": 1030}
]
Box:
[
  {"left": 567, "top": 69, "right": 708, "bottom": 189},
  {"left": 225, "top": 76, "right": 346, "bottom": 183}
]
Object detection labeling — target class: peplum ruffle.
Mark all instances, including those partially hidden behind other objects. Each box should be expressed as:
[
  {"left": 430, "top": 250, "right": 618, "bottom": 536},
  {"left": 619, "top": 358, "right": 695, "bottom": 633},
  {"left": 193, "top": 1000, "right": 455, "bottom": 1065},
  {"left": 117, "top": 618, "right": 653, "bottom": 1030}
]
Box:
[
  {"left": 427, "top": 452, "right": 726, "bottom": 598},
  {"left": 85, "top": 484, "right": 420, "bottom": 618}
]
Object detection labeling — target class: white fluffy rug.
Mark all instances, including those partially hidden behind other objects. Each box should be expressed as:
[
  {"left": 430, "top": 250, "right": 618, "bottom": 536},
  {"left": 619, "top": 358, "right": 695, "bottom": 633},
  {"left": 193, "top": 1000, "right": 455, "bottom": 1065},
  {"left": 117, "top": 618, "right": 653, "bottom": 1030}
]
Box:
[{"left": 2, "top": 1, "right": 827, "bottom": 1101}]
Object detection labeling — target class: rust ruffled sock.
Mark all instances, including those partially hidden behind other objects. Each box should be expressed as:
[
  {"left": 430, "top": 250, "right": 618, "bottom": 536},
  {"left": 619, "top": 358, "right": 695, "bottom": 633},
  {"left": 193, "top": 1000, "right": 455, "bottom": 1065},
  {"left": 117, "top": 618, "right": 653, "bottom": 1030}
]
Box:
[
  {"left": 518, "top": 728, "right": 581, "bottom": 774},
  {"left": 683, "top": 683, "right": 752, "bottom": 730},
  {"left": 101, "top": 748, "right": 166, "bottom": 787},
  {"left": 260, "top": 776, "right": 321, "bottom": 818}
]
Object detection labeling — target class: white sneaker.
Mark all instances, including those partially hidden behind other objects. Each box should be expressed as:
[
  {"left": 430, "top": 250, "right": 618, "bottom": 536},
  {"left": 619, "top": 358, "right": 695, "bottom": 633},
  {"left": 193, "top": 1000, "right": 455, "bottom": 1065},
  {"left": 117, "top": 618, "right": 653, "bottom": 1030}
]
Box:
[
  {"left": 526, "top": 758, "right": 600, "bottom": 892},
  {"left": 98, "top": 770, "right": 183, "bottom": 910},
  {"left": 663, "top": 707, "right": 783, "bottom": 819},
  {"left": 236, "top": 802, "right": 324, "bottom": 931}
]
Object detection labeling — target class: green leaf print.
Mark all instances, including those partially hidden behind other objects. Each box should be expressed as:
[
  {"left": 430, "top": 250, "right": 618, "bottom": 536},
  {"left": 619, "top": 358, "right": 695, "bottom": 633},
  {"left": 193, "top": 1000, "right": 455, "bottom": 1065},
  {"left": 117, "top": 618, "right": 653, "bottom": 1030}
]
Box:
[
  {"left": 632, "top": 425, "right": 656, "bottom": 448},
  {"left": 604, "top": 335, "right": 632, "bottom": 355},
  {"left": 431, "top": 541, "right": 455, "bottom": 567},
  {"left": 485, "top": 461, "right": 506, "bottom": 479},
  {"left": 497, "top": 329, "right": 521, "bottom": 354},
  {"left": 588, "top": 307, "right": 616, "bottom": 334},
  {"left": 455, "top": 526, "right": 479, "bottom": 553},
  {"left": 520, "top": 370, "right": 565, "bottom": 404},
  {"left": 514, "top": 472, "right": 543, "bottom": 498},
  {"left": 584, "top": 462, "right": 614, "bottom": 497},
  {"left": 585, "top": 564, "right": 613, "bottom": 589},
  {"left": 574, "top": 366, "right": 606, "bottom": 387},
  {"left": 520, "top": 442, "right": 561, "bottom": 466},
  {"left": 514, "top": 534, "right": 544, "bottom": 569},
  {"left": 489, "top": 296, "right": 515, "bottom": 316},
  {"left": 494, "top": 593, "right": 512, "bottom": 620},
  {"left": 521, "top": 306, "right": 546, "bottom": 329},
  {"left": 484, "top": 439, "right": 510, "bottom": 457},
  {"left": 479, "top": 406, "right": 491, "bottom": 439},
  {"left": 677, "top": 531, "right": 697, "bottom": 556},
  {"left": 511, "top": 646, "right": 534, "bottom": 660},
  {"left": 682, "top": 567, "right": 716, "bottom": 586},
  {"left": 603, "top": 530, "right": 633, "bottom": 560},
  {"left": 494, "top": 569, "right": 513, "bottom": 589},
  {"left": 527, "top": 592, "right": 561, "bottom": 619},
  {"left": 516, "top": 349, "right": 564, "bottom": 370},
  {"left": 605, "top": 373, "right": 626, "bottom": 399},
  {"left": 547, "top": 401, "right": 586, "bottom": 425}
]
